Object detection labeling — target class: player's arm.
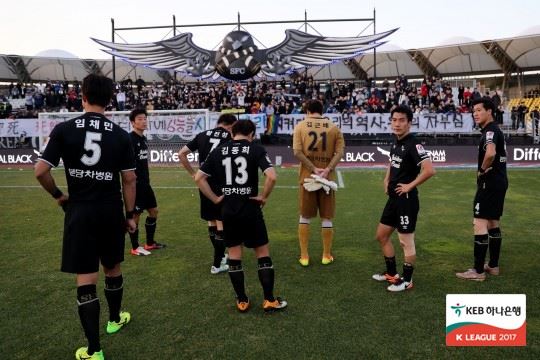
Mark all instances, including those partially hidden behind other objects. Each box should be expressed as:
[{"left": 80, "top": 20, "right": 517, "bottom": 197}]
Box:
[
  {"left": 292, "top": 125, "right": 317, "bottom": 173},
  {"left": 293, "top": 149, "right": 317, "bottom": 173},
  {"left": 178, "top": 145, "right": 196, "bottom": 178},
  {"left": 479, "top": 143, "right": 496, "bottom": 177},
  {"left": 395, "top": 159, "right": 436, "bottom": 195},
  {"left": 34, "top": 160, "right": 68, "bottom": 207},
  {"left": 254, "top": 167, "right": 277, "bottom": 207},
  {"left": 194, "top": 170, "right": 222, "bottom": 204},
  {"left": 383, "top": 163, "right": 391, "bottom": 194},
  {"left": 321, "top": 129, "right": 345, "bottom": 179},
  {"left": 121, "top": 169, "right": 137, "bottom": 232}
]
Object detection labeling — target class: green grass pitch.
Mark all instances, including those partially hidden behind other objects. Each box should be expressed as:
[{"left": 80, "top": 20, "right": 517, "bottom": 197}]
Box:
[{"left": 0, "top": 167, "right": 538, "bottom": 359}]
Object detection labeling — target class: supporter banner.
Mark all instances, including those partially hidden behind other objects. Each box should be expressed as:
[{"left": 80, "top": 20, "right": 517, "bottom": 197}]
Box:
[
  {"left": 209, "top": 112, "right": 266, "bottom": 135},
  {"left": 4, "top": 111, "right": 266, "bottom": 140},
  {"left": 37, "top": 111, "right": 208, "bottom": 140},
  {"left": 276, "top": 113, "right": 475, "bottom": 134}
]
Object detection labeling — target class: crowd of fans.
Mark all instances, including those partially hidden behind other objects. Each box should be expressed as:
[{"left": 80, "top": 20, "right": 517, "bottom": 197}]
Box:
[{"left": 0, "top": 74, "right": 506, "bottom": 119}]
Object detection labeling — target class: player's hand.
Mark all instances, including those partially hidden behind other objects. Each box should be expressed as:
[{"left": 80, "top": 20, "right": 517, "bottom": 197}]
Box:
[
  {"left": 395, "top": 182, "right": 413, "bottom": 195},
  {"left": 56, "top": 194, "right": 69, "bottom": 212},
  {"left": 213, "top": 195, "right": 224, "bottom": 204},
  {"left": 477, "top": 167, "right": 492, "bottom": 178},
  {"left": 318, "top": 168, "right": 331, "bottom": 179},
  {"left": 313, "top": 168, "right": 326, "bottom": 177},
  {"left": 250, "top": 196, "right": 267, "bottom": 208},
  {"left": 126, "top": 219, "right": 137, "bottom": 233}
]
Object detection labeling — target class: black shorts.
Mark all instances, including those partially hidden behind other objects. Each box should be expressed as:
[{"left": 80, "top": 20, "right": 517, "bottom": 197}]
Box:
[
  {"left": 473, "top": 185, "right": 507, "bottom": 220},
  {"left": 135, "top": 183, "right": 157, "bottom": 213},
  {"left": 223, "top": 203, "right": 268, "bottom": 248},
  {"left": 61, "top": 201, "right": 125, "bottom": 274},
  {"left": 380, "top": 194, "right": 419, "bottom": 234},
  {"left": 199, "top": 190, "right": 222, "bottom": 221}
]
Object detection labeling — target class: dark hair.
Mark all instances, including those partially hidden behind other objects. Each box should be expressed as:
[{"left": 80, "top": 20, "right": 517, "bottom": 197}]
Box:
[
  {"left": 232, "top": 119, "right": 256, "bottom": 137},
  {"left": 305, "top": 99, "right": 324, "bottom": 114},
  {"left": 217, "top": 113, "right": 237, "bottom": 125},
  {"left": 81, "top": 74, "right": 113, "bottom": 108},
  {"left": 471, "top": 97, "right": 496, "bottom": 114},
  {"left": 129, "top": 108, "right": 147, "bottom": 122},
  {"left": 391, "top": 105, "right": 413, "bottom": 122}
]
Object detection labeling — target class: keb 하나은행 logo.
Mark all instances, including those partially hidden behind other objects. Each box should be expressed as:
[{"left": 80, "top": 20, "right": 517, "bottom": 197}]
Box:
[{"left": 446, "top": 294, "right": 526, "bottom": 346}]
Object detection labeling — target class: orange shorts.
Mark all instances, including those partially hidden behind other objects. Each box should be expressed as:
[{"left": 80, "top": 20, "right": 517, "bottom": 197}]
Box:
[{"left": 299, "top": 186, "right": 336, "bottom": 219}]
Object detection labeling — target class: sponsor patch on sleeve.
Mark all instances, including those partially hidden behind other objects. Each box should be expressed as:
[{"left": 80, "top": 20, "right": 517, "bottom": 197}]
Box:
[
  {"left": 486, "top": 131, "right": 494, "bottom": 143},
  {"left": 416, "top": 144, "right": 426, "bottom": 155}
]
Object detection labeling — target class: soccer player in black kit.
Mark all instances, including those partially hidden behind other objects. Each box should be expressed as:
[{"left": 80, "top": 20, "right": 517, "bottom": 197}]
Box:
[
  {"left": 128, "top": 108, "right": 165, "bottom": 256},
  {"left": 179, "top": 114, "right": 236, "bottom": 274},
  {"left": 194, "top": 120, "right": 287, "bottom": 312},
  {"left": 456, "top": 97, "right": 508, "bottom": 281},
  {"left": 372, "top": 105, "right": 436, "bottom": 292},
  {"left": 35, "top": 74, "right": 136, "bottom": 360}
]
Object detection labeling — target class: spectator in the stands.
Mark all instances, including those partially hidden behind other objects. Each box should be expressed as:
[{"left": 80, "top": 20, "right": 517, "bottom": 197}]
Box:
[{"left": 516, "top": 102, "right": 528, "bottom": 130}]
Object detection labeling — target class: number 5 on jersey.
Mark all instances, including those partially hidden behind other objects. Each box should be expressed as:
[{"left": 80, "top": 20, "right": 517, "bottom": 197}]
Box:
[{"left": 81, "top": 131, "right": 102, "bottom": 166}]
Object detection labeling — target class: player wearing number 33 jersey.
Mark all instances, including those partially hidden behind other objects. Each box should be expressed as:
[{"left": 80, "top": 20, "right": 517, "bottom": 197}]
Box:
[
  {"left": 292, "top": 100, "right": 345, "bottom": 267},
  {"left": 373, "top": 105, "right": 435, "bottom": 292}
]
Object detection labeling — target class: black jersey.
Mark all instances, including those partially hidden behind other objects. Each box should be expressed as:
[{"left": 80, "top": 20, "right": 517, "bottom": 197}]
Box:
[
  {"left": 200, "top": 139, "right": 272, "bottom": 217},
  {"left": 129, "top": 132, "right": 150, "bottom": 184},
  {"left": 478, "top": 122, "right": 508, "bottom": 187},
  {"left": 186, "top": 127, "right": 231, "bottom": 165},
  {"left": 387, "top": 133, "right": 430, "bottom": 197},
  {"left": 40, "top": 112, "right": 136, "bottom": 202}
]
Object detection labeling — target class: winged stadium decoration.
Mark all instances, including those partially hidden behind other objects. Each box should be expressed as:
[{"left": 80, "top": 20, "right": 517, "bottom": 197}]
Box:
[{"left": 92, "top": 28, "right": 397, "bottom": 81}]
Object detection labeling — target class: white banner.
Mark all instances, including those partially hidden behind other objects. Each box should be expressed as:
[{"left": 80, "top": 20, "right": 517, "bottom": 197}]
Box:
[
  {"left": 208, "top": 112, "right": 267, "bottom": 135},
  {"left": 36, "top": 111, "right": 209, "bottom": 140},
  {"left": 277, "top": 113, "right": 475, "bottom": 134},
  {"left": 3, "top": 111, "right": 476, "bottom": 138},
  {"left": 0, "top": 110, "right": 267, "bottom": 139}
]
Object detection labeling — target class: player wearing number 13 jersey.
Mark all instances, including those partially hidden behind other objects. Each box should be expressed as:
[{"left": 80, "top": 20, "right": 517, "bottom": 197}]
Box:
[
  {"left": 35, "top": 74, "right": 136, "bottom": 359},
  {"left": 195, "top": 120, "right": 287, "bottom": 313},
  {"left": 292, "top": 99, "right": 345, "bottom": 267}
]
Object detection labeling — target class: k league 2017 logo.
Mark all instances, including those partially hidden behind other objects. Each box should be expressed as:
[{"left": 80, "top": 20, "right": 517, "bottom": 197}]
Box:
[{"left": 446, "top": 294, "right": 526, "bottom": 347}]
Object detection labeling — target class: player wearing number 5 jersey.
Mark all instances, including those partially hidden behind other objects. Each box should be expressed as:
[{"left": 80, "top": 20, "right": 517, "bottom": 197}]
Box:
[
  {"left": 195, "top": 120, "right": 287, "bottom": 313},
  {"left": 372, "top": 105, "right": 435, "bottom": 292},
  {"left": 35, "top": 74, "right": 136, "bottom": 359},
  {"left": 292, "top": 99, "right": 345, "bottom": 266}
]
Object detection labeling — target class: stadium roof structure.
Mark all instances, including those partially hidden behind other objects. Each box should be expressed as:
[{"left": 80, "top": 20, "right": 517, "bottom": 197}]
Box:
[{"left": 1, "top": 33, "right": 539, "bottom": 83}]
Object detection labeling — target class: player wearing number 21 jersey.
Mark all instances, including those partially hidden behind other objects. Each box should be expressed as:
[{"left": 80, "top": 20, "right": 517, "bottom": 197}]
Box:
[{"left": 293, "top": 99, "right": 345, "bottom": 267}]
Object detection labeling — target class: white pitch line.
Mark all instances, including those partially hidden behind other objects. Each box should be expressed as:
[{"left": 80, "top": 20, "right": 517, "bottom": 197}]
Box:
[
  {"left": 0, "top": 185, "right": 300, "bottom": 190},
  {"left": 336, "top": 170, "right": 345, "bottom": 188}
]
